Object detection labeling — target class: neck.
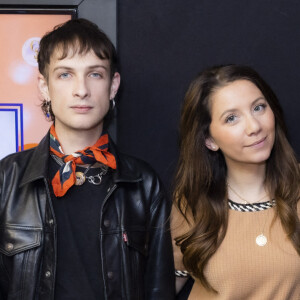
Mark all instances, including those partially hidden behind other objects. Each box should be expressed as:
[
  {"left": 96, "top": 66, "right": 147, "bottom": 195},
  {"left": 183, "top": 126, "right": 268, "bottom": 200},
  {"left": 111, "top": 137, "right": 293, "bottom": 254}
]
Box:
[
  {"left": 226, "top": 160, "right": 269, "bottom": 204},
  {"left": 53, "top": 125, "right": 103, "bottom": 154}
]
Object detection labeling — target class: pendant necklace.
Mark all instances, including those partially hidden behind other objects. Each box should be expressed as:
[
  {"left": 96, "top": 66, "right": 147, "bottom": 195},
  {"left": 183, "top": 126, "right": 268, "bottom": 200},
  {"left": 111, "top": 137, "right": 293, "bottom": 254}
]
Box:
[
  {"left": 51, "top": 154, "right": 108, "bottom": 186},
  {"left": 75, "top": 164, "right": 93, "bottom": 185},
  {"left": 77, "top": 164, "right": 108, "bottom": 186},
  {"left": 227, "top": 183, "right": 270, "bottom": 247}
]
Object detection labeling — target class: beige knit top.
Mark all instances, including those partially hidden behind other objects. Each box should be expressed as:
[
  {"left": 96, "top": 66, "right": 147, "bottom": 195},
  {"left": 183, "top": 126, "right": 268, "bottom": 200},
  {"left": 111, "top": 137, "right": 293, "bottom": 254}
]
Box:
[{"left": 172, "top": 201, "right": 300, "bottom": 300}]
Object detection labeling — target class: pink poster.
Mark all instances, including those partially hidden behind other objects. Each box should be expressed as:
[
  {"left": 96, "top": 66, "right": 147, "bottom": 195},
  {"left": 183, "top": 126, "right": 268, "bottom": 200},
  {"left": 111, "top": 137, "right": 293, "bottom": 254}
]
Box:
[{"left": 0, "top": 13, "right": 72, "bottom": 159}]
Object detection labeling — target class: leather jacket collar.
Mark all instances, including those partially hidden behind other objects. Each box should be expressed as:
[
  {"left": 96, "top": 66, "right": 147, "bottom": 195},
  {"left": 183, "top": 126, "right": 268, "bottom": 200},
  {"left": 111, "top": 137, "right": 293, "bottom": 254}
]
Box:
[{"left": 20, "top": 131, "right": 142, "bottom": 187}]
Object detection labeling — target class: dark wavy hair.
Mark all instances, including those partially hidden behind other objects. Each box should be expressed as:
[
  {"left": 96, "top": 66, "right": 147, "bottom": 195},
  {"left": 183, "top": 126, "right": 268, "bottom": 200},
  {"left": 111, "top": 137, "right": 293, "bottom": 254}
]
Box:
[
  {"left": 38, "top": 18, "right": 118, "bottom": 121},
  {"left": 173, "top": 64, "right": 300, "bottom": 292}
]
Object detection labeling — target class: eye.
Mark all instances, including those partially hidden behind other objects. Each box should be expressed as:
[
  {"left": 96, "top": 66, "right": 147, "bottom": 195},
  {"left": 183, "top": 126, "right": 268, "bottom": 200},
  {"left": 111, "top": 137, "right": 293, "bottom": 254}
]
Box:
[
  {"left": 59, "top": 72, "right": 71, "bottom": 79},
  {"left": 225, "top": 114, "right": 237, "bottom": 123},
  {"left": 90, "top": 72, "right": 102, "bottom": 78},
  {"left": 253, "top": 103, "right": 267, "bottom": 112}
]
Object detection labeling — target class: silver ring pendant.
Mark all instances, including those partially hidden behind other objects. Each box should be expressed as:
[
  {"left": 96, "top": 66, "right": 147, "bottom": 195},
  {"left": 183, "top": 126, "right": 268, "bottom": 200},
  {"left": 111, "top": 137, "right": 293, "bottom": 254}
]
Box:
[{"left": 87, "top": 174, "right": 102, "bottom": 185}]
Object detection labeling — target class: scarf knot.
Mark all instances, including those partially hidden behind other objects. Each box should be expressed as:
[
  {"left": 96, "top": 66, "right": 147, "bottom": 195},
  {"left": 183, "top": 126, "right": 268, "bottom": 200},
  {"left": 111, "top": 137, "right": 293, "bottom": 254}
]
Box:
[{"left": 49, "top": 125, "right": 116, "bottom": 197}]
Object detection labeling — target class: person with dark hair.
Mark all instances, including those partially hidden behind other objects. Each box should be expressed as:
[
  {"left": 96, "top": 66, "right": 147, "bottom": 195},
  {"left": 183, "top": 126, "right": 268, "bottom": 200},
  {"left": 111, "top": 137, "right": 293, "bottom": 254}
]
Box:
[
  {"left": 172, "top": 64, "right": 300, "bottom": 299},
  {"left": 0, "top": 18, "right": 174, "bottom": 300}
]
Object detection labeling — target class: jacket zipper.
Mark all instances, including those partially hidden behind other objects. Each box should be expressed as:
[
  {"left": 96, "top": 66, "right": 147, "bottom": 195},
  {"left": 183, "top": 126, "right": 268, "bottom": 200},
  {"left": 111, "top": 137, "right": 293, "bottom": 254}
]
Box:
[
  {"left": 103, "top": 183, "right": 117, "bottom": 204},
  {"left": 99, "top": 183, "right": 117, "bottom": 300}
]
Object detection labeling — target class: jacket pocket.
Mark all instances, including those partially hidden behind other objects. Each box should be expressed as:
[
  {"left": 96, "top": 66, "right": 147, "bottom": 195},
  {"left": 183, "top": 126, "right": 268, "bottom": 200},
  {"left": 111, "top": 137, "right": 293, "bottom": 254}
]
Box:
[
  {"left": 124, "top": 229, "right": 148, "bottom": 256},
  {"left": 123, "top": 229, "right": 148, "bottom": 299},
  {"left": 0, "top": 225, "right": 42, "bottom": 256}
]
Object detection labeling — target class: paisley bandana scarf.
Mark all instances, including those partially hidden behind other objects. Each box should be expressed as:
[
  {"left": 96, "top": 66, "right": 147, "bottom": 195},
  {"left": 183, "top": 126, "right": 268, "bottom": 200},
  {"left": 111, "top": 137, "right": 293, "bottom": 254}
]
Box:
[{"left": 49, "top": 125, "right": 116, "bottom": 197}]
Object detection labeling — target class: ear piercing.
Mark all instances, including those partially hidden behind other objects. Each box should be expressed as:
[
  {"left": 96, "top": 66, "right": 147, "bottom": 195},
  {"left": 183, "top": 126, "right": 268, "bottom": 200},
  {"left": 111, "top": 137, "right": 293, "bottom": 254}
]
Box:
[
  {"left": 110, "top": 98, "right": 116, "bottom": 110},
  {"left": 46, "top": 101, "right": 51, "bottom": 119},
  {"left": 45, "top": 100, "right": 52, "bottom": 121}
]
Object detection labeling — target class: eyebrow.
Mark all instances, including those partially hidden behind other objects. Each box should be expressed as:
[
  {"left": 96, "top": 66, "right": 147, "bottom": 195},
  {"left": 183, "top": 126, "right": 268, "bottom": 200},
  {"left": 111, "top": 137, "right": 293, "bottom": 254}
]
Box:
[
  {"left": 53, "top": 65, "right": 108, "bottom": 72},
  {"left": 219, "top": 96, "right": 266, "bottom": 120}
]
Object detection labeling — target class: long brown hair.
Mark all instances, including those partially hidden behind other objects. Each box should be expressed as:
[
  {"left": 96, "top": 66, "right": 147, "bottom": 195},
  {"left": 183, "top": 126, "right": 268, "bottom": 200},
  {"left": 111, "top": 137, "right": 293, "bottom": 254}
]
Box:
[{"left": 174, "top": 64, "right": 300, "bottom": 292}]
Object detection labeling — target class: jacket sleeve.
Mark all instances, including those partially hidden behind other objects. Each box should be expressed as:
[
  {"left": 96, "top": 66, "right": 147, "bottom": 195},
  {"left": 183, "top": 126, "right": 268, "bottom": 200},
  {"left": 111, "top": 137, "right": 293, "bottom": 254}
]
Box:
[
  {"left": 0, "top": 160, "right": 8, "bottom": 300},
  {"left": 144, "top": 176, "right": 175, "bottom": 300}
]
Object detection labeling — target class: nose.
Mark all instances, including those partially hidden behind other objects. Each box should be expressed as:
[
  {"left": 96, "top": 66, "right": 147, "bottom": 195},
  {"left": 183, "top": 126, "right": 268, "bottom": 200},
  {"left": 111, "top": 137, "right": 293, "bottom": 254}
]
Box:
[
  {"left": 73, "top": 76, "right": 89, "bottom": 99},
  {"left": 245, "top": 115, "right": 261, "bottom": 136}
]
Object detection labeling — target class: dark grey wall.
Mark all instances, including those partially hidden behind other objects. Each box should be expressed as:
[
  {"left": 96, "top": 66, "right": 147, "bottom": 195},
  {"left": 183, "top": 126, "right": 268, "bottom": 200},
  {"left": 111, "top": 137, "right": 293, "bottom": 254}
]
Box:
[
  {"left": 117, "top": 0, "right": 300, "bottom": 190},
  {"left": 2, "top": 1, "right": 299, "bottom": 191}
]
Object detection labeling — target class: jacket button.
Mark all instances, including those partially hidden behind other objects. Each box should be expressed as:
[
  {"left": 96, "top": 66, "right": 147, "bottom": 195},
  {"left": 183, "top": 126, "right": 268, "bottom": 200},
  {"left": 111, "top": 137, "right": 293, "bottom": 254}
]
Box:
[
  {"left": 6, "top": 243, "right": 14, "bottom": 251},
  {"left": 45, "top": 271, "right": 51, "bottom": 278},
  {"left": 103, "top": 219, "right": 111, "bottom": 227},
  {"left": 107, "top": 271, "right": 114, "bottom": 279}
]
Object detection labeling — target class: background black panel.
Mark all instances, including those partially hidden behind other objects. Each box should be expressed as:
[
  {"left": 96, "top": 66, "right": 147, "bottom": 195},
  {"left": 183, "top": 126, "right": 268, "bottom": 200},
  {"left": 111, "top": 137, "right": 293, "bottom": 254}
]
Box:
[{"left": 118, "top": 0, "right": 300, "bottom": 191}]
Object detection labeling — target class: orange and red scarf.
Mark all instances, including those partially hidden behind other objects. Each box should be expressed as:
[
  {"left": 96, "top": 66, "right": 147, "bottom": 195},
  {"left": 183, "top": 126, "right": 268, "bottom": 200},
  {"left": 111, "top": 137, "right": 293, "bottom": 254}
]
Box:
[{"left": 49, "top": 125, "right": 116, "bottom": 197}]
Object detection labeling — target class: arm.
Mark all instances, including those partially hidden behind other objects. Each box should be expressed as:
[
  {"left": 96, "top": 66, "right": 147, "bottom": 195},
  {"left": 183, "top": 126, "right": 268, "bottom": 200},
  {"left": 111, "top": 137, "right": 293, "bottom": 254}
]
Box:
[
  {"left": 171, "top": 203, "right": 192, "bottom": 294},
  {"left": 145, "top": 179, "right": 175, "bottom": 300}
]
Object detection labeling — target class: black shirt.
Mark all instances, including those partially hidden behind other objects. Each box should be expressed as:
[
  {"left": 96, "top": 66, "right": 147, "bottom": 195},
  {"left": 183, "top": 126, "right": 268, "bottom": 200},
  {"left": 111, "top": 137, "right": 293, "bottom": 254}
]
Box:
[{"left": 49, "top": 157, "right": 111, "bottom": 300}]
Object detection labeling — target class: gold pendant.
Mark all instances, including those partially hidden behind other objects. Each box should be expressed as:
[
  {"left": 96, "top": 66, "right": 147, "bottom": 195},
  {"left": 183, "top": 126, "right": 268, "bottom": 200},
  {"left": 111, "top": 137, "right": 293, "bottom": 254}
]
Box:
[
  {"left": 75, "top": 171, "right": 86, "bottom": 186},
  {"left": 256, "top": 234, "right": 267, "bottom": 246}
]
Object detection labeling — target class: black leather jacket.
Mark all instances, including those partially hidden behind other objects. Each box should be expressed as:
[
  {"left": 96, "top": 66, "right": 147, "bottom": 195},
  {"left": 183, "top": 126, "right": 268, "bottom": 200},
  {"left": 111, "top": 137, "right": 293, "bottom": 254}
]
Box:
[{"left": 0, "top": 133, "right": 175, "bottom": 300}]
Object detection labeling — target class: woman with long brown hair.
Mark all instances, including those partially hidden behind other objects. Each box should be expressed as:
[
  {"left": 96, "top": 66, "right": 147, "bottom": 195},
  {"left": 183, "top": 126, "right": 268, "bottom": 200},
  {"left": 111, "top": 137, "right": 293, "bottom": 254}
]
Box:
[{"left": 172, "top": 64, "right": 300, "bottom": 299}]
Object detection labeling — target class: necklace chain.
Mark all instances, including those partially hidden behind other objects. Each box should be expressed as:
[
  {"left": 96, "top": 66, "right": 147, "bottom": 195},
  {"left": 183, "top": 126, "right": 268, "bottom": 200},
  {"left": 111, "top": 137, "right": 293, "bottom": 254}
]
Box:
[
  {"left": 227, "top": 182, "right": 272, "bottom": 247},
  {"left": 51, "top": 154, "right": 108, "bottom": 186},
  {"left": 227, "top": 183, "right": 269, "bottom": 205}
]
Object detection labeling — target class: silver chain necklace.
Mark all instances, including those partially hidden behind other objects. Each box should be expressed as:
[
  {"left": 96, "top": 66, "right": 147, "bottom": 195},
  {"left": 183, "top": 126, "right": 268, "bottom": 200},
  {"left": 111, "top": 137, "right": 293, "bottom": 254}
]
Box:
[{"left": 51, "top": 154, "right": 108, "bottom": 186}]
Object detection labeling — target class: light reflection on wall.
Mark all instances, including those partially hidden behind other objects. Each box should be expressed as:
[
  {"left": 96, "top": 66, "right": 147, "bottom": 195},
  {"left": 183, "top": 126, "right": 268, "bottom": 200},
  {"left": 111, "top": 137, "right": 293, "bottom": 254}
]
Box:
[{"left": 0, "top": 14, "right": 71, "bottom": 159}]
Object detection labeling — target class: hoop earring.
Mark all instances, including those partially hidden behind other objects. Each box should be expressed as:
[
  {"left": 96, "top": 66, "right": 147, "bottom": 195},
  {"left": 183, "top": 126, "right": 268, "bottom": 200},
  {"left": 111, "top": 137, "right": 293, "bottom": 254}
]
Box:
[{"left": 110, "top": 98, "right": 115, "bottom": 111}]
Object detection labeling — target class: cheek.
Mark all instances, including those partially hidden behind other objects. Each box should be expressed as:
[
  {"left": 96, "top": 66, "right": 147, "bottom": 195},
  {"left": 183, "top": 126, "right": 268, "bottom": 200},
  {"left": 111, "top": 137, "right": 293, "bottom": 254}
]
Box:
[
  {"left": 210, "top": 125, "right": 241, "bottom": 148},
  {"left": 49, "top": 97, "right": 63, "bottom": 115},
  {"left": 49, "top": 102, "right": 58, "bottom": 116},
  {"left": 218, "top": 135, "right": 240, "bottom": 151},
  {"left": 265, "top": 112, "right": 275, "bottom": 133},
  {"left": 101, "top": 100, "right": 110, "bottom": 112},
  {"left": 47, "top": 86, "right": 58, "bottom": 102}
]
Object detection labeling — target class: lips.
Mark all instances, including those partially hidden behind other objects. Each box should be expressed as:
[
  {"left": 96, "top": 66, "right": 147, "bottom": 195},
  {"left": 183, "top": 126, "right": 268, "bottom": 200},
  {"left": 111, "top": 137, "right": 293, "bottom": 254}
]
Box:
[
  {"left": 71, "top": 105, "right": 93, "bottom": 113},
  {"left": 245, "top": 137, "right": 266, "bottom": 147}
]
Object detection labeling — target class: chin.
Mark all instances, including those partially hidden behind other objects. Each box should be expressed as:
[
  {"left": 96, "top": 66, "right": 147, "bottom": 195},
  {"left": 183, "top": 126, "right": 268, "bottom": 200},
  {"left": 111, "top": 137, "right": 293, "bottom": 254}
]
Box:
[
  {"left": 251, "top": 153, "right": 272, "bottom": 164},
  {"left": 72, "top": 118, "right": 104, "bottom": 129}
]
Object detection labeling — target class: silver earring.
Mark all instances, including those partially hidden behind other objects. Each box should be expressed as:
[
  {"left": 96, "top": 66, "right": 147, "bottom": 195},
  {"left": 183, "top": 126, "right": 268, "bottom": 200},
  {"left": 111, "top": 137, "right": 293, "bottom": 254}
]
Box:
[{"left": 110, "top": 98, "right": 115, "bottom": 110}]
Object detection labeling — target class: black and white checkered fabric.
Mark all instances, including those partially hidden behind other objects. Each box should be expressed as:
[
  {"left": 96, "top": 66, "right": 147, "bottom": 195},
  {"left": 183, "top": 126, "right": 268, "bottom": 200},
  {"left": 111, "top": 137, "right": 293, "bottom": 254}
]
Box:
[
  {"left": 175, "top": 270, "right": 189, "bottom": 277},
  {"left": 228, "top": 199, "right": 276, "bottom": 212}
]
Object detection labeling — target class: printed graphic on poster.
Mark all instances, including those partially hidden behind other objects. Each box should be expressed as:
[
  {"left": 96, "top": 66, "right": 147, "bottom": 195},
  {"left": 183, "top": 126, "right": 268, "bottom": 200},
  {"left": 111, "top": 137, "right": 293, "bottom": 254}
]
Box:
[
  {"left": 0, "top": 103, "right": 23, "bottom": 158},
  {"left": 0, "top": 13, "right": 72, "bottom": 159}
]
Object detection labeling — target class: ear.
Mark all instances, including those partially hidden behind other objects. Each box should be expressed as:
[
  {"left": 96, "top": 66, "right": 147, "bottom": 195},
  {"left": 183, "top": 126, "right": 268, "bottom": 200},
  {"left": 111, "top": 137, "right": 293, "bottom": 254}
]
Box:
[
  {"left": 38, "top": 74, "right": 50, "bottom": 100},
  {"left": 109, "top": 72, "right": 121, "bottom": 99},
  {"left": 205, "top": 137, "right": 219, "bottom": 151}
]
